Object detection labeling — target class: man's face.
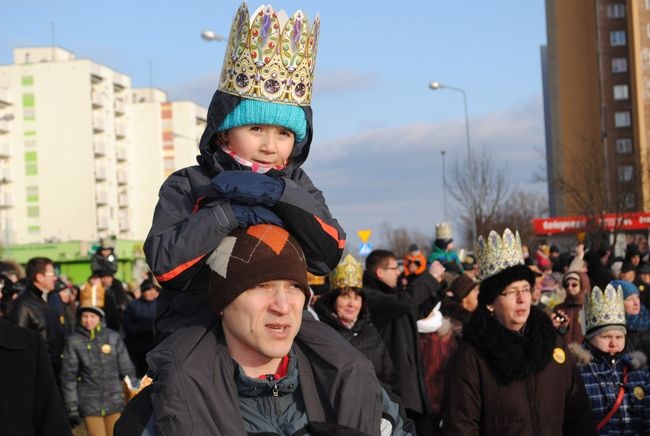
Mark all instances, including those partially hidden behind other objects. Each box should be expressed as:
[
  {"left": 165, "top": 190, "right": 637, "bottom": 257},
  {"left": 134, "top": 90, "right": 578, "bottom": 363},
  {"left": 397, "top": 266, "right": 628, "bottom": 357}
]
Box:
[
  {"left": 35, "top": 264, "right": 57, "bottom": 293},
  {"left": 620, "top": 270, "right": 635, "bottom": 282},
  {"left": 100, "top": 275, "right": 113, "bottom": 287},
  {"left": 376, "top": 257, "right": 400, "bottom": 288},
  {"left": 222, "top": 279, "right": 305, "bottom": 373},
  {"left": 141, "top": 287, "right": 158, "bottom": 302},
  {"left": 589, "top": 329, "right": 625, "bottom": 355}
]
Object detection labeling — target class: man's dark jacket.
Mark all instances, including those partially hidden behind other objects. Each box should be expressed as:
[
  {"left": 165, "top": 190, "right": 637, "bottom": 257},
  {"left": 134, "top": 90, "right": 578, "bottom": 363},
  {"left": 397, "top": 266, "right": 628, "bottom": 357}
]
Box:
[
  {"left": 115, "top": 317, "right": 386, "bottom": 435},
  {"left": 0, "top": 318, "right": 71, "bottom": 436},
  {"left": 144, "top": 90, "right": 346, "bottom": 334},
  {"left": 7, "top": 283, "right": 65, "bottom": 377},
  {"left": 363, "top": 272, "right": 441, "bottom": 415}
]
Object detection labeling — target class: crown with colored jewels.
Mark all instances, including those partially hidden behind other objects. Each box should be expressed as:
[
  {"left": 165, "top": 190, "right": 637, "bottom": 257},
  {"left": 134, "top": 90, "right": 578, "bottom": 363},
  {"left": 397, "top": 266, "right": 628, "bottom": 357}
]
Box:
[
  {"left": 584, "top": 283, "right": 626, "bottom": 334},
  {"left": 475, "top": 228, "right": 524, "bottom": 281},
  {"left": 329, "top": 254, "right": 363, "bottom": 290},
  {"left": 218, "top": 2, "right": 320, "bottom": 106}
]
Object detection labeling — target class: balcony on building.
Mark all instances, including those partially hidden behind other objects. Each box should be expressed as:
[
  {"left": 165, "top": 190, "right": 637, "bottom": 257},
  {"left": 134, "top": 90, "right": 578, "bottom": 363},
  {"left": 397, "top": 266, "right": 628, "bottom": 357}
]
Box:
[
  {"left": 117, "top": 170, "right": 128, "bottom": 185},
  {"left": 116, "top": 145, "right": 127, "bottom": 161},
  {"left": 0, "top": 88, "right": 12, "bottom": 108},
  {"left": 119, "top": 218, "right": 130, "bottom": 232},
  {"left": 91, "top": 92, "right": 104, "bottom": 109},
  {"left": 97, "top": 216, "right": 109, "bottom": 230},
  {"left": 0, "top": 119, "right": 10, "bottom": 134},
  {"left": 0, "top": 142, "right": 10, "bottom": 158},
  {"left": 114, "top": 98, "right": 125, "bottom": 116},
  {"left": 0, "top": 193, "right": 14, "bottom": 208},
  {"left": 115, "top": 122, "right": 126, "bottom": 139},
  {"left": 118, "top": 192, "right": 129, "bottom": 208},
  {"left": 95, "top": 166, "right": 107, "bottom": 181},
  {"left": 0, "top": 167, "right": 13, "bottom": 184},
  {"left": 113, "top": 73, "right": 128, "bottom": 93},
  {"left": 92, "top": 116, "right": 105, "bottom": 133},
  {"left": 94, "top": 139, "right": 106, "bottom": 156},
  {"left": 96, "top": 190, "right": 108, "bottom": 205},
  {"left": 90, "top": 64, "right": 105, "bottom": 84}
]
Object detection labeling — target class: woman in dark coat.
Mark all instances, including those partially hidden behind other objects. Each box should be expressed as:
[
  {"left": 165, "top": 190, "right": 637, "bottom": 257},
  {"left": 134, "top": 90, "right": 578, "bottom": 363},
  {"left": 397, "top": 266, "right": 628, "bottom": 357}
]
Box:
[
  {"left": 553, "top": 270, "right": 589, "bottom": 345},
  {"left": 441, "top": 229, "right": 597, "bottom": 436},
  {"left": 313, "top": 254, "right": 399, "bottom": 395}
]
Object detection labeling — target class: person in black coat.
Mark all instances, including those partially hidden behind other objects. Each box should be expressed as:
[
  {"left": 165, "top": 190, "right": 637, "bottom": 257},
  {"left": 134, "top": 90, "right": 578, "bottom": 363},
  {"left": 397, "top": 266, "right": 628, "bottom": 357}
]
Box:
[
  {"left": 363, "top": 249, "right": 444, "bottom": 436},
  {"left": 313, "top": 255, "right": 399, "bottom": 395},
  {"left": 122, "top": 279, "right": 158, "bottom": 377},
  {"left": 0, "top": 317, "right": 71, "bottom": 436}
]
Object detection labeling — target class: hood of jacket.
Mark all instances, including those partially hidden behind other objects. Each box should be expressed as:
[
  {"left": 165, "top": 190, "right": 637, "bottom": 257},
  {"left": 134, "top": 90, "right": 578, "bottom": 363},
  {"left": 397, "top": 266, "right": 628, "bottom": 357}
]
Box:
[{"left": 196, "top": 90, "right": 314, "bottom": 178}]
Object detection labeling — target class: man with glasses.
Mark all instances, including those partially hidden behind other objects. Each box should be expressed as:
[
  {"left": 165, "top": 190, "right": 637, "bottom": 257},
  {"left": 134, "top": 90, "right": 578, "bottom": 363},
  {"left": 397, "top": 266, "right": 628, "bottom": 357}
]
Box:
[
  {"left": 8, "top": 257, "right": 66, "bottom": 384},
  {"left": 363, "top": 249, "right": 445, "bottom": 435}
]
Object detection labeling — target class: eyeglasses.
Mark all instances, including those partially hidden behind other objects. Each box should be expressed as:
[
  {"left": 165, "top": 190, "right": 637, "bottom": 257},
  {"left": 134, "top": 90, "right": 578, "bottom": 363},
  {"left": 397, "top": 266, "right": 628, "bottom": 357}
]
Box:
[
  {"left": 499, "top": 288, "right": 532, "bottom": 299},
  {"left": 382, "top": 265, "right": 400, "bottom": 271}
]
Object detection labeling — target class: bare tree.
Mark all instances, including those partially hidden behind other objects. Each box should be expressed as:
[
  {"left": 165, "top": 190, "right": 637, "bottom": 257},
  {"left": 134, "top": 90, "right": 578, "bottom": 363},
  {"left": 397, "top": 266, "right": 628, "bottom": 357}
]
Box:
[{"left": 379, "top": 223, "right": 431, "bottom": 258}]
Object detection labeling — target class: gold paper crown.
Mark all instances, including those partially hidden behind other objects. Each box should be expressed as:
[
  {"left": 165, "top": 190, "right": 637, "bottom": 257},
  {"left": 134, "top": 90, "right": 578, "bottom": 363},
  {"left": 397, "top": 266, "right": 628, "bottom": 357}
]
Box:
[
  {"left": 329, "top": 254, "right": 363, "bottom": 290},
  {"left": 435, "top": 222, "right": 453, "bottom": 240},
  {"left": 80, "top": 283, "right": 105, "bottom": 308},
  {"left": 475, "top": 228, "right": 524, "bottom": 281},
  {"left": 218, "top": 2, "right": 320, "bottom": 106},
  {"left": 584, "top": 284, "right": 626, "bottom": 333}
]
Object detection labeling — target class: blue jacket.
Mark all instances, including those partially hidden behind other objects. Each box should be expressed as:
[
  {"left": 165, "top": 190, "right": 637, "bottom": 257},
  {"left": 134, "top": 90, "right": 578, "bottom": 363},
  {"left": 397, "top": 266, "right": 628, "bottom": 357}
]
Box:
[{"left": 572, "top": 343, "right": 650, "bottom": 435}]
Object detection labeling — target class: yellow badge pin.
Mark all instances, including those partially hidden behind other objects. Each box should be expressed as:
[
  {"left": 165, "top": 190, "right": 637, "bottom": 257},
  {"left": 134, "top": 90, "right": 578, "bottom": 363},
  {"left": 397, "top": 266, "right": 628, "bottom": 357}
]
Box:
[
  {"left": 101, "top": 344, "right": 112, "bottom": 354},
  {"left": 553, "top": 347, "right": 566, "bottom": 364},
  {"left": 634, "top": 386, "right": 645, "bottom": 401}
]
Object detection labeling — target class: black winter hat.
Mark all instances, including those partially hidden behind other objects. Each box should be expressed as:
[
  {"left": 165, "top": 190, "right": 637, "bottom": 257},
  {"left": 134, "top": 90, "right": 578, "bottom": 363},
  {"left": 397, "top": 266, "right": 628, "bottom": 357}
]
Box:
[
  {"left": 478, "top": 264, "right": 536, "bottom": 306},
  {"left": 208, "top": 225, "right": 309, "bottom": 314}
]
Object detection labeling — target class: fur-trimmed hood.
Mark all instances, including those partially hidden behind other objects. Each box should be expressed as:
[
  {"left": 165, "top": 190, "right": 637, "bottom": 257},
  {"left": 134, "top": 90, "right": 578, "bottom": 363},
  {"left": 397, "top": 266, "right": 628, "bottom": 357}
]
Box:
[
  {"left": 463, "top": 304, "right": 557, "bottom": 384},
  {"left": 568, "top": 341, "right": 647, "bottom": 369}
]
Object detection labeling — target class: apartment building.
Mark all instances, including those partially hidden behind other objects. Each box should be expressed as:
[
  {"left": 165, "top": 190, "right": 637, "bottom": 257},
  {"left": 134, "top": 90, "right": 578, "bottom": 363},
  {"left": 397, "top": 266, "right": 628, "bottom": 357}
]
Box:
[
  {"left": 0, "top": 46, "right": 207, "bottom": 245},
  {"left": 544, "top": 0, "right": 650, "bottom": 217}
]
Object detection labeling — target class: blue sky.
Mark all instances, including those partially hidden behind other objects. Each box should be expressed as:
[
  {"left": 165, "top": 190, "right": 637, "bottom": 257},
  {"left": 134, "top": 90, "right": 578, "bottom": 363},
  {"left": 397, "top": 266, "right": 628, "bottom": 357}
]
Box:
[{"left": 1, "top": 1, "right": 548, "bottom": 252}]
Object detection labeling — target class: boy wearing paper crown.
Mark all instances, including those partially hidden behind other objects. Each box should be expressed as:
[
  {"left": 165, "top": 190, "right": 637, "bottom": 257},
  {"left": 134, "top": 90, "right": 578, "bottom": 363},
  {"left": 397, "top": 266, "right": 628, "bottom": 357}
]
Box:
[
  {"left": 116, "top": 225, "right": 412, "bottom": 435},
  {"left": 60, "top": 288, "right": 136, "bottom": 434},
  {"left": 568, "top": 283, "right": 650, "bottom": 434},
  {"left": 144, "top": 2, "right": 345, "bottom": 337}
]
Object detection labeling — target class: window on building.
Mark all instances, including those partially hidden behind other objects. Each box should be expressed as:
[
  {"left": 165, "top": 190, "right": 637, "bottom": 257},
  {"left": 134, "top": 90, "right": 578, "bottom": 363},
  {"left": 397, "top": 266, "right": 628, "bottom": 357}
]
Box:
[
  {"left": 163, "top": 157, "right": 175, "bottom": 170},
  {"left": 27, "top": 225, "right": 40, "bottom": 235},
  {"left": 607, "top": 4, "right": 626, "bottom": 18},
  {"left": 618, "top": 165, "right": 634, "bottom": 182},
  {"left": 616, "top": 138, "right": 633, "bottom": 153},
  {"left": 26, "top": 186, "right": 39, "bottom": 202},
  {"left": 612, "top": 57, "right": 628, "bottom": 73},
  {"left": 613, "top": 84, "right": 629, "bottom": 100},
  {"left": 624, "top": 193, "right": 636, "bottom": 208},
  {"left": 615, "top": 111, "right": 631, "bottom": 127},
  {"left": 610, "top": 30, "right": 627, "bottom": 46},
  {"left": 26, "top": 206, "right": 39, "bottom": 218},
  {"left": 21, "top": 75, "right": 33, "bottom": 86}
]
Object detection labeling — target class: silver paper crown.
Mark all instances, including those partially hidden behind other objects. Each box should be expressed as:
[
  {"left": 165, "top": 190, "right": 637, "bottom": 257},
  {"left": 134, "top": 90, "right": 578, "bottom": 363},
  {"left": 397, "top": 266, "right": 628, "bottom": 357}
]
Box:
[
  {"left": 584, "top": 283, "right": 626, "bottom": 334},
  {"left": 218, "top": 2, "right": 320, "bottom": 106},
  {"left": 475, "top": 228, "right": 524, "bottom": 281}
]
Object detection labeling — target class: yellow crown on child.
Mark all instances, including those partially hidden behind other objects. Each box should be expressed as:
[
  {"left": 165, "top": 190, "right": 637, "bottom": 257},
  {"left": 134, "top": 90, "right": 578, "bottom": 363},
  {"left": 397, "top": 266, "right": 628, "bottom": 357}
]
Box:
[
  {"left": 329, "top": 254, "right": 363, "bottom": 290},
  {"left": 584, "top": 283, "right": 626, "bottom": 334},
  {"left": 475, "top": 228, "right": 525, "bottom": 281},
  {"left": 218, "top": 2, "right": 320, "bottom": 106}
]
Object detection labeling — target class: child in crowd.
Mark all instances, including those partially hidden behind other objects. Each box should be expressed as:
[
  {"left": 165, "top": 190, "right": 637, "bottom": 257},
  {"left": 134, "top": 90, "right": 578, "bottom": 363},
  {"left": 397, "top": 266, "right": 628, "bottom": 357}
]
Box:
[
  {"left": 144, "top": 2, "right": 345, "bottom": 335},
  {"left": 61, "top": 302, "right": 135, "bottom": 435},
  {"left": 569, "top": 283, "right": 650, "bottom": 434}
]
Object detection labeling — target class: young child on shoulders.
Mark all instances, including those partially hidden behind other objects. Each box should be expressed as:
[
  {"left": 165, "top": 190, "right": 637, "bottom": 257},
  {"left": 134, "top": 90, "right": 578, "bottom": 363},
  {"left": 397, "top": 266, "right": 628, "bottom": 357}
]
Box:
[{"left": 144, "top": 2, "right": 346, "bottom": 336}]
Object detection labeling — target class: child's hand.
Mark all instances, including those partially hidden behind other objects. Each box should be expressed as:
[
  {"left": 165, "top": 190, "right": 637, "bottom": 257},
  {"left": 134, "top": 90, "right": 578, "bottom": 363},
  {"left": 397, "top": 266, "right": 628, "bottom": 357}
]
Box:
[
  {"left": 230, "top": 204, "right": 284, "bottom": 227},
  {"left": 211, "top": 171, "right": 284, "bottom": 207}
]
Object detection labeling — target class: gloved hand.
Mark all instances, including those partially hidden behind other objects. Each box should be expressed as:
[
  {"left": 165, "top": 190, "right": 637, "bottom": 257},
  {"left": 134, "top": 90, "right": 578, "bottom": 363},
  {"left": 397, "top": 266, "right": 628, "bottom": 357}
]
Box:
[
  {"left": 211, "top": 171, "right": 285, "bottom": 207},
  {"left": 231, "top": 204, "right": 284, "bottom": 228},
  {"left": 68, "top": 413, "right": 82, "bottom": 427}
]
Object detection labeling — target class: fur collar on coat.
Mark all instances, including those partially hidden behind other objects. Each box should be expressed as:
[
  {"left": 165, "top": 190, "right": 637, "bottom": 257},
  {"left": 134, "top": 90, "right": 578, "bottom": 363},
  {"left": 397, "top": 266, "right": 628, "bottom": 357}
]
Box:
[{"left": 463, "top": 305, "right": 557, "bottom": 384}]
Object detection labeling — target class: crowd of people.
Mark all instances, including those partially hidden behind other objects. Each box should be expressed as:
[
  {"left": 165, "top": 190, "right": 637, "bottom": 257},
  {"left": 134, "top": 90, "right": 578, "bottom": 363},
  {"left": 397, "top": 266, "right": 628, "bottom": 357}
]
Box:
[{"left": 3, "top": 1, "right": 650, "bottom": 435}]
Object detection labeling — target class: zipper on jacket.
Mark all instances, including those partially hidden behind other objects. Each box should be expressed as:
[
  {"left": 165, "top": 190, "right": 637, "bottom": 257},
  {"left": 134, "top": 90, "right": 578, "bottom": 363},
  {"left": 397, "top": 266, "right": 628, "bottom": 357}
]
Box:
[{"left": 266, "top": 375, "right": 279, "bottom": 397}]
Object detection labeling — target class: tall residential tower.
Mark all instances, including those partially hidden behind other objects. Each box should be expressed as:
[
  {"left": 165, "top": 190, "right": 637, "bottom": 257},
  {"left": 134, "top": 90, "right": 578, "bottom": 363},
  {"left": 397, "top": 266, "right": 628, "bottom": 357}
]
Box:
[{"left": 544, "top": 0, "right": 650, "bottom": 217}]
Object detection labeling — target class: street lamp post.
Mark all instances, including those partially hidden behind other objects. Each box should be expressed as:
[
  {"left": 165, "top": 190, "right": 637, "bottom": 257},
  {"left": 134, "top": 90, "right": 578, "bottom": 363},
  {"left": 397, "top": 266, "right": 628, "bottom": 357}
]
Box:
[
  {"left": 441, "top": 149, "right": 448, "bottom": 221},
  {"left": 428, "top": 81, "right": 477, "bottom": 244}
]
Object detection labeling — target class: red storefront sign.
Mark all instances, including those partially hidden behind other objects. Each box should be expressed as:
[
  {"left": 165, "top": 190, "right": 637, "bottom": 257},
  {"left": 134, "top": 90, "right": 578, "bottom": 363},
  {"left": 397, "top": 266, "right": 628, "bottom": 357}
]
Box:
[{"left": 532, "top": 212, "right": 650, "bottom": 235}]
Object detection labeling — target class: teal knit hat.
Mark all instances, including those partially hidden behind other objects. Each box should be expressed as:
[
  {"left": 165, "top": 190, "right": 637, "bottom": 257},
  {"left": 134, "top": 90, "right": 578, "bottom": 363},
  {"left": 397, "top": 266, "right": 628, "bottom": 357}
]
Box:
[{"left": 218, "top": 99, "right": 307, "bottom": 142}]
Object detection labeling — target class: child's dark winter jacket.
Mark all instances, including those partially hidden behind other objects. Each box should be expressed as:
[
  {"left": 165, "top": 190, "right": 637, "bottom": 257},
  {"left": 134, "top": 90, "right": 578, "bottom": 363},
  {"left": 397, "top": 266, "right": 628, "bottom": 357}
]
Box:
[
  {"left": 570, "top": 343, "right": 650, "bottom": 435},
  {"left": 60, "top": 323, "right": 135, "bottom": 418},
  {"left": 144, "top": 91, "right": 345, "bottom": 334}
]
